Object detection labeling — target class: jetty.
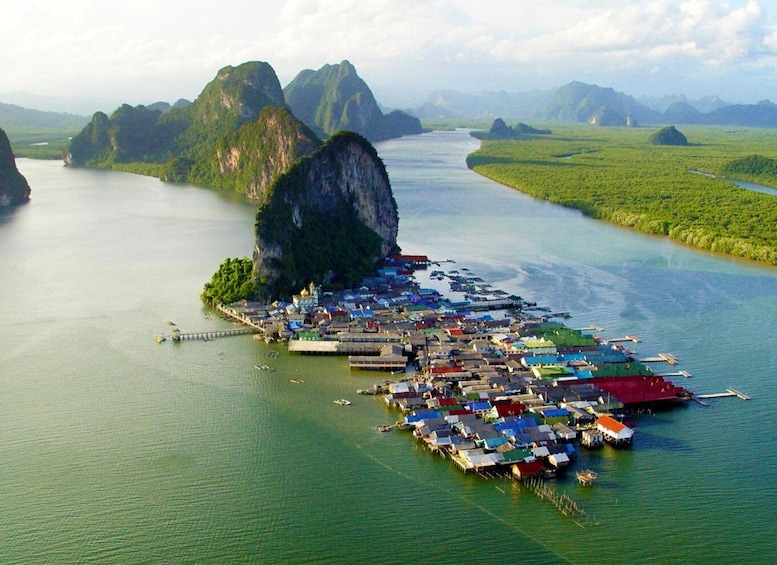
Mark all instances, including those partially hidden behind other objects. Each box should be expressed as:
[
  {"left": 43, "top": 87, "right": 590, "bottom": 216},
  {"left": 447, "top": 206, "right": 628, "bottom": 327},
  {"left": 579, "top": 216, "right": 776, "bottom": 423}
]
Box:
[
  {"left": 656, "top": 370, "right": 692, "bottom": 378},
  {"left": 605, "top": 335, "right": 641, "bottom": 344},
  {"left": 697, "top": 388, "right": 751, "bottom": 401},
  {"left": 171, "top": 327, "right": 259, "bottom": 341},
  {"left": 638, "top": 353, "right": 678, "bottom": 365}
]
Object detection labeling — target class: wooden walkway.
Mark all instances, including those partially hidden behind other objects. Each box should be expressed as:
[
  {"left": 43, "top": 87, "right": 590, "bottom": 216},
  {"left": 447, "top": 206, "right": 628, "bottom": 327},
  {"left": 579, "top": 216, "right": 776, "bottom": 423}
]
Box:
[
  {"left": 696, "top": 388, "right": 751, "bottom": 401},
  {"left": 171, "top": 327, "right": 259, "bottom": 341}
]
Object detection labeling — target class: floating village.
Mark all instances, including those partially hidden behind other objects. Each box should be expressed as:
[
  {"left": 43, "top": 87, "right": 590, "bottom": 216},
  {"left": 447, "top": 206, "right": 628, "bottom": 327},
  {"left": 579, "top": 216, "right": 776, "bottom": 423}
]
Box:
[{"left": 157, "top": 254, "right": 750, "bottom": 507}]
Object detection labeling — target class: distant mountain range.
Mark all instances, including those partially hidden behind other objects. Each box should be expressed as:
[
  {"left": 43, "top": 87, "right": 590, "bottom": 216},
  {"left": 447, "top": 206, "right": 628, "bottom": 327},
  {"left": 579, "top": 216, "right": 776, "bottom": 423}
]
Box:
[
  {"left": 414, "top": 81, "right": 777, "bottom": 128},
  {"left": 0, "top": 102, "right": 89, "bottom": 131},
  {"left": 5, "top": 77, "right": 777, "bottom": 132}
]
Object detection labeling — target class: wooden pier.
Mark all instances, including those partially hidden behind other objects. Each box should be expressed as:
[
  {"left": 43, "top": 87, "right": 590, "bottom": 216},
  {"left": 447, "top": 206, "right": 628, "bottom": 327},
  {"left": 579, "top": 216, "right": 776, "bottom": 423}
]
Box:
[
  {"left": 656, "top": 370, "right": 692, "bottom": 378},
  {"left": 171, "top": 327, "right": 259, "bottom": 341},
  {"left": 696, "top": 388, "right": 751, "bottom": 401},
  {"left": 605, "top": 335, "right": 641, "bottom": 344},
  {"left": 638, "top": 353, "right": 678, "bottom": 365}
]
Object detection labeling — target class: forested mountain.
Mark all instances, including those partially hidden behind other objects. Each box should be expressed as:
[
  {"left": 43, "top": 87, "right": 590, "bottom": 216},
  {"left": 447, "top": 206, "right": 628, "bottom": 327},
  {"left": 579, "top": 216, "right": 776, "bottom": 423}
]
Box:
[
  {"left": 65, "top": 61, "right": 294, "bottom": 190},
  {"left": 283, "top": 60, "right": 422, "bottom": 141},
  {"left": 0, "top": 127, "right": 31, "bottom": 206},
  {"left": 545, "top": 81, "right": 659, "bottom": 125},
  {"left": 0, "top": 102, "right": 88, "bottom": 131}
]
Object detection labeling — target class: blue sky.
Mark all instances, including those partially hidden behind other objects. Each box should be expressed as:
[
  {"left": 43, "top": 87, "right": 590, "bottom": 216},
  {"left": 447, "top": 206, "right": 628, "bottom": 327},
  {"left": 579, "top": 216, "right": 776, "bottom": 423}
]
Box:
[{"left": 2, "top": 0, "right": 775, "bottom": 109}]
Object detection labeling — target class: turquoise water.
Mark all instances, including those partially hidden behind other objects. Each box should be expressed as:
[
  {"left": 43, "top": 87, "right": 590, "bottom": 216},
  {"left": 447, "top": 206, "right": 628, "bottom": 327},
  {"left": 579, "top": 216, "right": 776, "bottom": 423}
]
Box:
[{"left": 2, "top": 132, "right": 777, "bottom": 563}]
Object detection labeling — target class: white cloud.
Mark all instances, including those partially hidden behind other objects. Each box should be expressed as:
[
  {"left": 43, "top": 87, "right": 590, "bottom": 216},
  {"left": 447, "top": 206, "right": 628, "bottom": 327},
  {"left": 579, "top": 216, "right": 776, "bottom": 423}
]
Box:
[{"left": 1, "top": 0, "right": 776, "bottom": 106}]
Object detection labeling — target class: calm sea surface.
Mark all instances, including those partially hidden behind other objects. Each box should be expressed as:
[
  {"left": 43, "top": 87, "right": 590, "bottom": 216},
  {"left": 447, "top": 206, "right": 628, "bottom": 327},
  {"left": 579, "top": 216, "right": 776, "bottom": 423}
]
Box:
[{"left": 2, "top": 130, "right": 776, "bottom": 564}]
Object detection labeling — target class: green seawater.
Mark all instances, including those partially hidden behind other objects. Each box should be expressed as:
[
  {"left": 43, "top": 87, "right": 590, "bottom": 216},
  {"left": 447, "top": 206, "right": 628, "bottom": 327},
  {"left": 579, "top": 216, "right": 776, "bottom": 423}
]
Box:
[{"left": 2, "top": 131, "right": 776, "bottom": 564}]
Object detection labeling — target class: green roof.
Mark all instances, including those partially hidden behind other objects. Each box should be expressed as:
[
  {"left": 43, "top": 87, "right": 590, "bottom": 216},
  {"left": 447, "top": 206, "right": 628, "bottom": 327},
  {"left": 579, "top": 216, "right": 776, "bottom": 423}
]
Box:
[{"left": 593, "top": 362, "right": 653, "bottom": 377}]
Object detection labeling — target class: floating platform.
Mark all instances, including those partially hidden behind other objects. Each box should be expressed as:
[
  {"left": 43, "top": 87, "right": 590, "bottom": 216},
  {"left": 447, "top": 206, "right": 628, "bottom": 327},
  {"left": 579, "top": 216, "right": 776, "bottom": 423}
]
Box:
[
  {"left": 605, "top": 335, "right": 641, "bottom": 344},
  {"left": 575, "top": 469, "right": 598, "bottom": 485},
  {"left": 638, "top": 353, "right": 678, "bottom": 365}
]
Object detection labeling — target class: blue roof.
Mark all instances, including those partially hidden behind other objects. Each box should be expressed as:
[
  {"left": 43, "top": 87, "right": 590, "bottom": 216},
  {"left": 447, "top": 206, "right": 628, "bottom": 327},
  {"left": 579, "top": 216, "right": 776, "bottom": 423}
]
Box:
[
  {"left": 350, "top": 309, "right": 373, "bottom": 318},
  {"left": 405, "top": 411, "right": 442, "bottom": 424},
  {"left": 541, "top": 408, "right": 570, "bottom": 418},
  {"left": 481, "top": 437, "right": 510, "bottom": 449},
  {"left": 466, "top": 401, "right": 493, "bottom": 411}
]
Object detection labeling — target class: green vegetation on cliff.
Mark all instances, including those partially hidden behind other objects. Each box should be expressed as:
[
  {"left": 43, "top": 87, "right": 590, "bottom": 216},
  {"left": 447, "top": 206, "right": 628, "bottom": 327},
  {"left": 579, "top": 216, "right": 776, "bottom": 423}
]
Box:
[
  {"left": 466, "top": 125, "right": 777, "bottom": 264},
  {"left": 201, "top": 257, "right": 257, "bottom": 304},
  {"left": 254, "top": 131, "right": 396, "bottom": 300},
  {"left": 66, "top": 61, "right": 288, "bottom": 192}
]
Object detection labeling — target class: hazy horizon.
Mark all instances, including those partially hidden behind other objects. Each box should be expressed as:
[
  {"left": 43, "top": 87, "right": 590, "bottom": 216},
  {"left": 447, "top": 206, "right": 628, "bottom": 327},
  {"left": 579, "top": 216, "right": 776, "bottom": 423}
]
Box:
[{"left": 2, "top": 1, "right": 775, "bottom": 114}]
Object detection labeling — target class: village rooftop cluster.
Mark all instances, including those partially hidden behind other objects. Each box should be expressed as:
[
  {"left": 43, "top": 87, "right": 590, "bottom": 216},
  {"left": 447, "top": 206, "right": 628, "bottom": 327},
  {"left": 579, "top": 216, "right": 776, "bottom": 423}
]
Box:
[{"left": 219, "top": 255, "right": 693, "bottom": 479}]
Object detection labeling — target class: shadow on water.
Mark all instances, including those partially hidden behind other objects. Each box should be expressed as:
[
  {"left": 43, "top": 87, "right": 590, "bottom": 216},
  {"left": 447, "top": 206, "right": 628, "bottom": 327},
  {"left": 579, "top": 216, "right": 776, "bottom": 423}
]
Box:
[
  {"left": 633, "top": 429, "right": 696, "bottom": 454},
  {"left": 0, "top": 201, "right": 28, "bottom": 227}
]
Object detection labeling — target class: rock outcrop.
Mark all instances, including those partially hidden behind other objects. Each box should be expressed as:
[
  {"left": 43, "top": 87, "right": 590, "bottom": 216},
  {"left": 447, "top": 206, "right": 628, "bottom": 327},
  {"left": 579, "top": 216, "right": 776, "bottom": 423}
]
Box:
[
  {"left": 215, "top": 105, "right": 321, "bottom": 201},
  {"left": 284, "top": 60, "right": 422, "bottom": 142},
  {"left": 650, "top": 125, "right": 688, "bottom": 146},
  {"left": 0, "top": 128, "right": 31, "bottom": 207},
  {"left": 253, "top": 131, "right": 399, "bottom": 300}
]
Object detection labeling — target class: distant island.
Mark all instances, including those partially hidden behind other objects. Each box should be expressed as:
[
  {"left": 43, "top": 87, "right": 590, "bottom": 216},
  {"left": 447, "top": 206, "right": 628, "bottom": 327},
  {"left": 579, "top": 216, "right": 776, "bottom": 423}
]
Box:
[{"left": 470, "top": 118, "right": 552, "bottom": 140}]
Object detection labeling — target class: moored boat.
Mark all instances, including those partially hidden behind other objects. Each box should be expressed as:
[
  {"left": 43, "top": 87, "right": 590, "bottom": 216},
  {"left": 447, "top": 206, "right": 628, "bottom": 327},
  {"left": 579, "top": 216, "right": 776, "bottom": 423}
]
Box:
[
  {"left": 575, "top": 469, "right": 598, "bottom": 485},
  {"left": 334, "top": 399, "right": 352, "bottom": 406}
]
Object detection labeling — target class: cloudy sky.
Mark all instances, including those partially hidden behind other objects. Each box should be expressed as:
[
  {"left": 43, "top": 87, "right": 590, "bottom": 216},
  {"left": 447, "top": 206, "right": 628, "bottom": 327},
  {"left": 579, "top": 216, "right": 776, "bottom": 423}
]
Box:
[{"left": 2, "top": 0, "right": 776, "bottom": 111}]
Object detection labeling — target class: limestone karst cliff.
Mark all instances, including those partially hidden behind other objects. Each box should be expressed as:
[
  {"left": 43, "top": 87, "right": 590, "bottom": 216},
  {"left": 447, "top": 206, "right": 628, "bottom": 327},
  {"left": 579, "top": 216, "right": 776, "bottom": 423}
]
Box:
[
  {"left": 253, "top": 131, "right": 399, "bottom": 300},
  {"left": 284, "top": 60, "right": 423, "bottom": 142},
  {"left": 0, "top": 128, "right": 31, "bottom": 207},
  {"left": 64, "top": 60, "right": 403, "bottom": 300}
]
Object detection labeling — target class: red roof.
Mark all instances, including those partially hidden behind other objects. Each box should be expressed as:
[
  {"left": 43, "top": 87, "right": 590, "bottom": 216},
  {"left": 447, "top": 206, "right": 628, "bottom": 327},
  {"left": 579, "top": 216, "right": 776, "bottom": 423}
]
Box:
[
  {"left": 392, "top": 254, "right": 429, "bottom": 263},
  {"left": 438, "top": 397, "right": 460, "bottom": 406},
  {"left": 513, "top": 460, "right": 544, "bottom": 478},
  {"left": 429, "top": 366, "right": 464, "bottom": 374},
  {"left": 591, "top": 375, "right": 687, "bottom": 406},
  {"left": 596, "top": 414, "right": 628, "bottom": 433},
  {"left": 494, "top": 402, "right": 525, "bottom": 417}
]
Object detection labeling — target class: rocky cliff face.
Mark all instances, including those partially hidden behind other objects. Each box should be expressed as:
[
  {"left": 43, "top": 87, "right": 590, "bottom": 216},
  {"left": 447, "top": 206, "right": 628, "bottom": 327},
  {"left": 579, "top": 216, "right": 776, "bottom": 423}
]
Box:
[
  {"left": 215, "top": 105, "right": 321, "bottom": 201},
  {"left": 0, "top": 128, "right": 31, "bottom": 207},
  {"left": 253, "top": 131, "right": 399, "bottom": 299}
]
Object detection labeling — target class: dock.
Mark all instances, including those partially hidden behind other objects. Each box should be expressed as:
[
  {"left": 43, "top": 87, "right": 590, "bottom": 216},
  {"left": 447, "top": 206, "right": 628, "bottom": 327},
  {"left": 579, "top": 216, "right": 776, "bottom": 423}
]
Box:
[
  {"left": 656, "top": 370, "right": 692, "bottom": 378},
  {"left": 638, "top": 353, "right": 677, "bottom": 365},
  {"left": 696, "top": 388, "right": 751, "bottom": 401},
  {"left": 605, "top": 335, "right": 641, "bottom": 344},
  {"left": 171, "top": 327, "right": 259, "bottom": 341}
]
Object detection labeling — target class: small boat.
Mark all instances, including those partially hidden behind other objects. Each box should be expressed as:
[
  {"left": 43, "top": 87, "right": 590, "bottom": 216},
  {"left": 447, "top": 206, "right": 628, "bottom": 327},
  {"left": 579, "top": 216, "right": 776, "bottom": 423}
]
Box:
[
  {"left": 254, "top": 364, "right": 273, "bottom": 371},
  {"left": 575, "top": 469, "right": 598, "bottom": 485},
  {"left": 290, "top": 379, "right": 304, "bottom": 384},
  {"left": 165, "top": 320, "right": 177, "bottom": 326},
  {"left": 334, "top": 399, "right": 352, "bottom": 406},
  {"left": 153, "top": 334, "right": 166, "bottom": 343},
  {"left": 376, "top": 424, "right": 393, "bottom": 432}
]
